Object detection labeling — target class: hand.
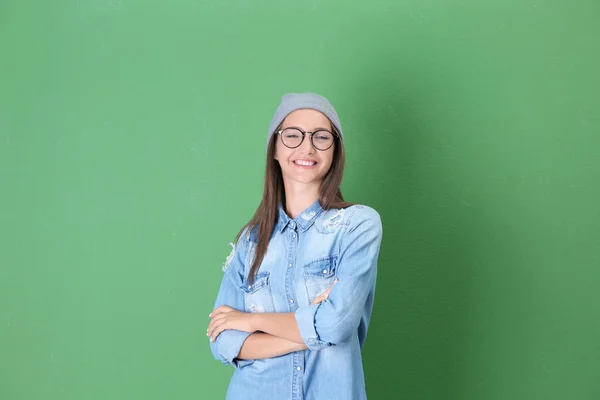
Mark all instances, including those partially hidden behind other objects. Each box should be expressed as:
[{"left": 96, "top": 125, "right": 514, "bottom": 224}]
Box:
[
  {"left": 311, "top": 279, "right": 339, "bottom": 305},
  {"left": 207, "top": 305, "right": 254, "bottom": 342}
]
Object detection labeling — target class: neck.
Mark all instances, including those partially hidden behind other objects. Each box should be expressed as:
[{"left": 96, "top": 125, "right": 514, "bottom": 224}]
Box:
[{"left": 283, "top": 182, "right": 320, "bottom": 219}]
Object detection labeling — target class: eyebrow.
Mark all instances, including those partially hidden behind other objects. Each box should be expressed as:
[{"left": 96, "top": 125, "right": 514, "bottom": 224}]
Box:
[{"left": 282, "top": 125, "right": 332, "bottom": 132}]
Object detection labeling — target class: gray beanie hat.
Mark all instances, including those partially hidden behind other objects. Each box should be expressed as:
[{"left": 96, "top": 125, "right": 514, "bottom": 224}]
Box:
[{"left": 266, "top": 92, "right": 344, "bottom": 152}]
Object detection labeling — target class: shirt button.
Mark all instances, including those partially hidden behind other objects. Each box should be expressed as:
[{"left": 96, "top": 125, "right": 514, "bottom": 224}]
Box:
[
  {"left": 289, "top": 299, "right": 295, "bottom": 304},
  {"left": 322, "top": 269, "right": 328, "bottom": 274},
  {"left": 290, "top": 221, "right": 296, "bottom": 229},
  {"left": 292, "top": 233, "right": 296, "bottom": 238},
  {"left": 296, "top": 366, "right": 302, "bottom": 371},
  {"left": 289, "top": 263, "right": 293, "bottom": 268}
]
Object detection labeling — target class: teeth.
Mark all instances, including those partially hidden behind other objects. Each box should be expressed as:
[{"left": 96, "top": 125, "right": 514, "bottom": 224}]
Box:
[{"left": 295, "top": 160, "right": 316, "bottom": 166}]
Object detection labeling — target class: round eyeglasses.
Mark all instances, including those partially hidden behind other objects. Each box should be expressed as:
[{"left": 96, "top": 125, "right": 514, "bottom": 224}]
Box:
[{"left": 277, "top": 127, "right": 337, "bottom": 151}]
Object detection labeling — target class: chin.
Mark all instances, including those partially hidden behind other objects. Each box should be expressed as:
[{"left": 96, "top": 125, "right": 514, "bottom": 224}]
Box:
[
  {"left": 282, "top": 173, "right": 321, "bottom": 185},
  {"left": 298, "top": 175, "right": 326, "bottom": 185}
]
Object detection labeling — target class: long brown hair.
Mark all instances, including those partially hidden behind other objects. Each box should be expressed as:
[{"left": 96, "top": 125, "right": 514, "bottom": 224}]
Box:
[{"left": 236, "top": 122, "right": 354, "bottom": 284}]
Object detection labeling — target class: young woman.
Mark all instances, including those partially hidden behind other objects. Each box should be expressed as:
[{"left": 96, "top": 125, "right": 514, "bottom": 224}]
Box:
[{"left": 207, "top": 93, "right": 383, "bottom": 400}]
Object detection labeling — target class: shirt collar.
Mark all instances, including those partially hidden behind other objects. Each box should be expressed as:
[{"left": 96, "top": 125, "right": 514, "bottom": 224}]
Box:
[{"left": 277, "top": 198, "right": 324, "bottom": 233}]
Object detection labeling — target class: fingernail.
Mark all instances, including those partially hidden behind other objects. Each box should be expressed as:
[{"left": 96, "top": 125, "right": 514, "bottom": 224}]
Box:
[{"left": 209, "top": 313, "right": 212, "bottom": 317}]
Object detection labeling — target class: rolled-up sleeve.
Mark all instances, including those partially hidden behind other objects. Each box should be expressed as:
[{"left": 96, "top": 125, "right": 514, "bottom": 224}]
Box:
[
  {"left": 209, "top": 230, "right": 255, "bottom": 368},
  {"left": 294, "top": 206, "right": 383, "bottom": 351}
]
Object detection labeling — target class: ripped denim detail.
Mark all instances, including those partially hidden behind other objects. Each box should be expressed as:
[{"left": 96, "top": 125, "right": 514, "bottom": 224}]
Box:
[
  {"left": 321, "top": 208, "right": 345, "bottom": 233},
  {"left": 222, "top": 242, "right": 235, "bottom": 272}
]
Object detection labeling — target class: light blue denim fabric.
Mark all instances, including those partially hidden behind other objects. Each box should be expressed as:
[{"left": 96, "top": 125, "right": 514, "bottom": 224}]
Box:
[{"left": 209, "top": 199, "right": 383, "bottom": 400}]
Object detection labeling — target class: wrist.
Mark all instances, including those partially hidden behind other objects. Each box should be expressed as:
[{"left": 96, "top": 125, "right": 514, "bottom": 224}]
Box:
[{"left": 248, "top": 312, "right": 261, "bottom": 332}]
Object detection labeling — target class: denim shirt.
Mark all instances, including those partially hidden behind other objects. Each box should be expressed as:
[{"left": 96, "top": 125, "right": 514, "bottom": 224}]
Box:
[{"left": 209, "top": 199, "right": 383, "bottom": 400}]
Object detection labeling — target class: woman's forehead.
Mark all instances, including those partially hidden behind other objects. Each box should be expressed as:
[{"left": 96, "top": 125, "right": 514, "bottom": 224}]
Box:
[{"left": 282, "top": 108, "right": 331, "bottom": 128}]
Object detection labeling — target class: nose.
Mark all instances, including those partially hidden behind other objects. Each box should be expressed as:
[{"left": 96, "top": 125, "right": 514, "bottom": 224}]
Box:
[{"left": 299, "top": 133, "right": 316, "bottom": 154}]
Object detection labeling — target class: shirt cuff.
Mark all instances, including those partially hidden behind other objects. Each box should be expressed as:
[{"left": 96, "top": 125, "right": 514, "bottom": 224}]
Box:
[
  {"left": 215, "top": 330, "right": 255, "bottom": 368},
  {"left": 294, "top": 303, "right": 333, "bottom": 351}
]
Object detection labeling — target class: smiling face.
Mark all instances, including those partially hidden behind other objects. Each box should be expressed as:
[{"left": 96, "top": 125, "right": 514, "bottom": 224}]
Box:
[{"left": 273, "top": 109, "right": 336, "bottom": 187}]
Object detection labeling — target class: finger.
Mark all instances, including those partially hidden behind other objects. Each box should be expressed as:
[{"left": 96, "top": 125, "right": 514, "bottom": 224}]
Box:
[
  {"left": 207, "top": 314, "right": 227, "bottom": 334},
  {"left": 321, "top": 281, "right": 337, "bottom": 295},
  {"left": 210, "top": 305, "right": 232, "bottom": 317},
  {"left": 311, "top": 291, "right": 330, "bottom": 305},
  {"left": 210, "top": 323, "right": 228, "bottom": 342},
  {"left": 210, "top": 313, "right": 227, "bottom": 324},
  {"left": 311, "top": 297, "right": 324, "bottom": 305},
  {"left": 212, "top": 305, "right": 234, "bottom": 315},
  {"left": 314, "top": 282, "right": 337, "bottom": 303},
  {"left": 208, "top": 314, "right": 227, "bottom": 329},
  {"left": 324, "top": 280, "right": 338, "bottom": 292},
  {"left": 207, "top": 318, "right": 227, "bottom": 339}
]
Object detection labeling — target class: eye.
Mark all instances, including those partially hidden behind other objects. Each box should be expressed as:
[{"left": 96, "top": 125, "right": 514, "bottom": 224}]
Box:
[
  {"left": 282, "top": 128, "right": 303, "bottom": 140},
  {"left": 314, "top": 131, "right": 333, "bottom": 141}
]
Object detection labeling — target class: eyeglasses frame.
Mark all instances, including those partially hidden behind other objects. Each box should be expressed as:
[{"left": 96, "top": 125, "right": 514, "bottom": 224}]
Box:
[{"left": 276, "top": 126, "right": 339, "bottom": 151}]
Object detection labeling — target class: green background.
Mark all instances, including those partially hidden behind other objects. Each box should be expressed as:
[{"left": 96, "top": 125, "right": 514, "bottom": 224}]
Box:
[{"left": 1, "top": 0, "right": 599, "bottom": 399}]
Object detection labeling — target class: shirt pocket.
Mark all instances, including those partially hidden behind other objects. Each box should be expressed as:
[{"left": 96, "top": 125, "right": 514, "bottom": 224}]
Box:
[
  {"left": 240, "top": 271, "right": 276, "bottom": 313},
  {"left": 302, "top": 255, "right": 338, "bottom": 304}
]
